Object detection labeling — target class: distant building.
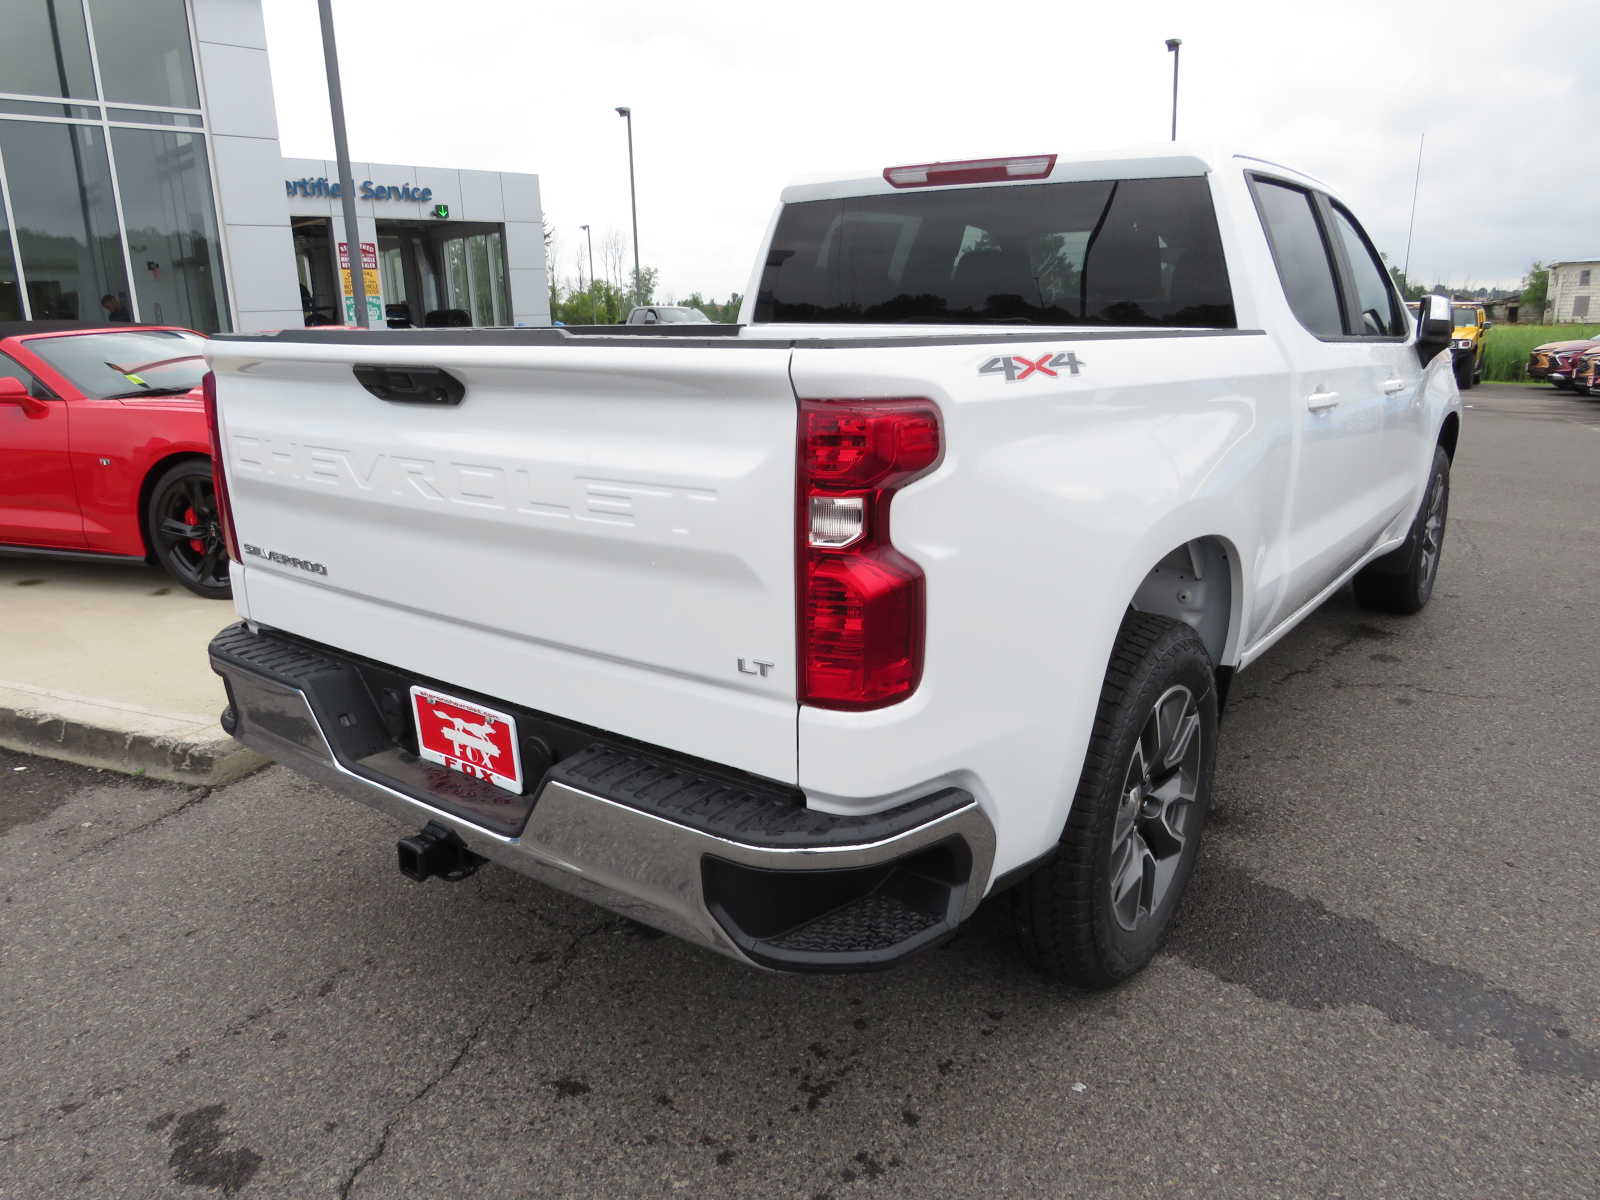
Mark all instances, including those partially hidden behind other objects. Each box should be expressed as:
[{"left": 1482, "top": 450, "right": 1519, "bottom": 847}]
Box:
[
  {"left": 1546, "top": 260, "right": 1599, "bottom": 323},
  {"left": 1483, "top": 296, "right": 1528, "bottom": 324}
]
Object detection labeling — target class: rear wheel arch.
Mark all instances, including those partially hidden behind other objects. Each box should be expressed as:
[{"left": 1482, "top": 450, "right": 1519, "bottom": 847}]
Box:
[
  {"left": 1438, "top": 411, "right": 1460, "bottom": 462},
  {"left": 1128, "top": 536, "right": 1241, "bottom": 669}
]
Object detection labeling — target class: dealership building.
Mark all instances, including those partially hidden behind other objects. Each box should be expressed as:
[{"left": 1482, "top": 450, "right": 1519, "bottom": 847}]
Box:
[{"left": 0, "top": 0, "right": 551, "bottom": 333}]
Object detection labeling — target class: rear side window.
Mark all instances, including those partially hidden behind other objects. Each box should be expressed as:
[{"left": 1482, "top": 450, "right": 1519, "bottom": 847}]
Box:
[
  {"left": 755, "top": 176, "right": 1234, "bottom": 327},
  {"left": 1251, "top": 179, "right": 1343, "bottom": 338},
  {"left": 1330, "top": 204, "right": 1404, "bottom": 337}
]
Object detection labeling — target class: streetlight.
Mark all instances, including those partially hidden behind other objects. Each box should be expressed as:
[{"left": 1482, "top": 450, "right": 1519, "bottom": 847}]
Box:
[
  {"left": 1165, "top": 38, "right": 1182, "bottom": 142},
  {"left": 579, "top": 223, "right": 596, "bottom": 324},
  {"left": 615, "top": 106, "right": 640, "bottom": 305}
]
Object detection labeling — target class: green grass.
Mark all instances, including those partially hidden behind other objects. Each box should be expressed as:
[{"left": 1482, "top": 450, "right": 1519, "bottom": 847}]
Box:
[{"left": 1482, "top": 324, "right": 1600, "bottom": 382}]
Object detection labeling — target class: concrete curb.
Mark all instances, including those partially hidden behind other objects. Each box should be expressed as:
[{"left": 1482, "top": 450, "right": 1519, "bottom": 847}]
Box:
[{"left": 0, "top": 684, "right": 265, "bottom": 787}]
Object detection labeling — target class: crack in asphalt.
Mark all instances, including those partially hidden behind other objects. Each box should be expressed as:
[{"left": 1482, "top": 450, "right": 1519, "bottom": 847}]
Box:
[
  {"left": 1173, "top": 862, "right": 1600, "bottom": 1083},
  {"left": 336, "top": 918, "right": 616, "bottom": 1199}
]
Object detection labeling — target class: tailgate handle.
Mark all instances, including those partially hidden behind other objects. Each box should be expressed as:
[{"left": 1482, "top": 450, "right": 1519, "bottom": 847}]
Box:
[{"left": 352, "top": 364, "right": 465, "bottom": 406}]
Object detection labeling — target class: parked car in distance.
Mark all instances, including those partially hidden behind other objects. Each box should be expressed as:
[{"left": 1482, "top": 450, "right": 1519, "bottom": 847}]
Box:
[
  {"left": 1526, "top": 336, "right": 1598, "bottom": 388},
  {"left": 206, "top": 146, "right": 1462, "bottom": 986},
  {"left": 1573, "top": 344, "right": 1600, "bottom": 396},
  {"left": 623, "top": 305, "right": 713, "bottom": 325},
  {"left": 0, "top": 322, "right": 230, "bottom": 598},
  {"left": 1449, "top": 302, "right": 1488, "bottom": 390}
]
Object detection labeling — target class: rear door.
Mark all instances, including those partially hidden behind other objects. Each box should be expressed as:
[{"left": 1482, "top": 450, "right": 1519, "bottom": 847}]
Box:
[
  {"left": 1248, "top": 175, "right": 1411, "bottom": 622},
  {"left": 0, "top": 349, "right": 83, "bottom": 547},
  {"left": 209, "top": 337, "right": 801, "bottom": 783}
]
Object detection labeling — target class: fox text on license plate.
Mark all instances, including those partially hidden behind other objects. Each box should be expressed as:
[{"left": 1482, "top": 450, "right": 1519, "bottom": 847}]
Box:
[{"left": 409, "top": 686, "right": 523, "bottom": 793}]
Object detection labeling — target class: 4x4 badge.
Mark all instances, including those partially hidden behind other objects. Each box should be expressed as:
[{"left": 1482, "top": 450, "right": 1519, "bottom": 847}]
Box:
[{"left": 979, "top": 352, "right": 1086, "bottom": 382}]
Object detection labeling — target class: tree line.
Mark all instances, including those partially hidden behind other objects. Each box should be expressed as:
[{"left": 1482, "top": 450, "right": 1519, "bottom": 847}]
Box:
[{"left": 543, "top": 221, "right": 741, "bottom": 325}]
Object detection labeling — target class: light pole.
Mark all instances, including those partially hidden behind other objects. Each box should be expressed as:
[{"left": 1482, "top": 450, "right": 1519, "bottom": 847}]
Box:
[
  {"left": 319, "top": 0, "right": 367, "bottom": 326},
  {"left": 1165, "top": 38, "right": 1182, "bottom": 142},
  {"left": 615, "top": 106, "right": 640, "bottom": 304},
  {"left": 579, "top": 223, "right": 596, "bottom": 324}
]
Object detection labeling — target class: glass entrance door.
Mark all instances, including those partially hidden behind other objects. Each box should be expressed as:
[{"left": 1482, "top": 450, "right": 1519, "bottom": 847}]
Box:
[{"left": 374, "top": 219, "right": 508, "bottom": 327}]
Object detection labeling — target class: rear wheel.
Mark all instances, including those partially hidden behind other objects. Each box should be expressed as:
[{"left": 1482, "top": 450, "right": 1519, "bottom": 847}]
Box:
[
  {"left": 1010, "top": 613, "right": 1217, "bottom": 988},
  {"left": 146, "top": 459, "right": 231, "bottom": 599},
  {"left": 1353, "top": 446, "right": 1449, "bottom": 615}
]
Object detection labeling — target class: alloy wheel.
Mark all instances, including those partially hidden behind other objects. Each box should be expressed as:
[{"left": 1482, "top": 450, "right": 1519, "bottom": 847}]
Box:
[
  {"left": 1109, "top": 684, "right": 1204, "bottom": 932},
  {"left": 154, "top": 474, "right": 228, "bottom": 591}
]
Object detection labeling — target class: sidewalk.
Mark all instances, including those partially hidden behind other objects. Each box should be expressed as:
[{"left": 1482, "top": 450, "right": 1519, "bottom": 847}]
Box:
[{"left": 0, "top": 556, "right": 262, "bottom": 785}]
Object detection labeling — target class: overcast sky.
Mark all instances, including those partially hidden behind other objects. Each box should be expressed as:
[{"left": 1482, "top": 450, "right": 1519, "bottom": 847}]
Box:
[{"left": 261, "top": 0, "right": 1592, "bottom": 303}]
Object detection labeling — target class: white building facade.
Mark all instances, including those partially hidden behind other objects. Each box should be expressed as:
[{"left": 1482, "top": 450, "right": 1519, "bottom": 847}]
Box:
[
  {"left": 0, "top": 0, "right": 550, "bottom": 332},
  {"left": 1545, "top": 261, "right": 1598, "bottom": 324}
]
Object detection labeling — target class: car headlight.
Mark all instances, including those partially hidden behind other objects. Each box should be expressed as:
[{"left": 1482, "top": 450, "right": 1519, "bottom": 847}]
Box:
[{"left": 1454, "top": 339, "right": 1474, "bottom": 350}]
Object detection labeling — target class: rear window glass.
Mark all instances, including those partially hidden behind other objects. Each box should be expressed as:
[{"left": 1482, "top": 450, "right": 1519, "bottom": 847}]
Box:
[{"left": 754, "top": 176, "right": 1234, "bottom": 327}]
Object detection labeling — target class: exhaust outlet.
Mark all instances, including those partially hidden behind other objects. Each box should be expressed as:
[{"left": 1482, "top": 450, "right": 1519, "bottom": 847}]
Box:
[{"left": 397, "top": 821, "right": 486, "bottom": 882}]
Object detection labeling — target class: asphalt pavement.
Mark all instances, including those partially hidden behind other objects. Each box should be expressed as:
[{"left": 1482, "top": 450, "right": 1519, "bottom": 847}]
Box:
[{"left": 2, "top": 383, "right": 1596, "bottom": 1199}]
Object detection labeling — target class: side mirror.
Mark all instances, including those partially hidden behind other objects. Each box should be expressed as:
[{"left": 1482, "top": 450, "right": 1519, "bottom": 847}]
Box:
[
  {"left": 1414, "top": 294, "right": 1453, "bottom": 368},
  {"left": 1483, "top": 319, "right": 1494, "bottom": 330},
  {"left": 1417, "top": 294, "right": 1453, "bottom": 340},
  {"left": 0, "top": 377, "right": 45, "bottom": 416}
]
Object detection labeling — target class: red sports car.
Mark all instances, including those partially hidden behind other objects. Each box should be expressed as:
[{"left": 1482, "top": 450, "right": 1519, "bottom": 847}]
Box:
[{"left": 0, "top": 321, "right": 229, "bottom": 598}]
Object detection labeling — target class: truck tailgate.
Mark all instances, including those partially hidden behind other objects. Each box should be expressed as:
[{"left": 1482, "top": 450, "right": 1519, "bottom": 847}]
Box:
[{"left": 207, "top": 338, "right": 799, "bottom": 783}]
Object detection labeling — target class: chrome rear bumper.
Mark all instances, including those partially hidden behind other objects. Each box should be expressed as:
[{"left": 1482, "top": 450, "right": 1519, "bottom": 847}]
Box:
[{"left": 210, "top": 624, "right": 994, "bottom": 971}]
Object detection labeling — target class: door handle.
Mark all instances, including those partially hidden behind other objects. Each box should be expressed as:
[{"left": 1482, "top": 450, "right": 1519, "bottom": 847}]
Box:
[
  {"left": 1382, "top": 378, "right": 1407, "bottom": 394},
  {"left": 1306, "top": 389, "right": 1341, "bottom": 411}
]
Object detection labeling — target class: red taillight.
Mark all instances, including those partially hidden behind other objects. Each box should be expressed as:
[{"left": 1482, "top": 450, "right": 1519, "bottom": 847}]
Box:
[
  {"left": 798, "top": 399, "right": 941, "bottom": 710},
  {"left": 883, "top": 154, "right": 1056, "bottom": 189},
  {"left": 201, "top": 370, "right": 240, "bottom": 563}
]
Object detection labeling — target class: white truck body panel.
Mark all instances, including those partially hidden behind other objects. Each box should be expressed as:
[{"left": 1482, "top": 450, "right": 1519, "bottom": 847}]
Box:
[{"left": 210, "top": 342, "right": 801, "bottom": 782}]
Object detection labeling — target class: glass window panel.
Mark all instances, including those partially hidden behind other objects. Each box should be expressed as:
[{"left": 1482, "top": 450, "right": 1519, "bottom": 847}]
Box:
[
  {"left": 0, "top": 100, "right": 100, "bottom": 119},
  {"left": 0, "top": 121, "right": 130, "bottom": 321},
  {"left": 1329, "top": 204, "right": 1403, "bottom": 337},
  {"left": 0, "top": 215, "right": 22, "bottom": 320},
  {"left": 0, "top": 1, "right": 97, "bottom": 100},
  {"left": 487, "top": 230, "right": 508, "bottom": 324},
  {"left": 107, "top": 108, "right": 203, "bottom": 128},
  {"left": 86, "top": 0, "right": 199, "bottom": 110},
  {"left": 110, "top": 127, "right": 228, "bottom": 332},
  {"left": 444, "top": 237, "right": 468, "bottom": 314},
  {"left": 1251, "top": 179, "right": 1344, "bottom": 338},
  {"left": 468, "top": 233, "right": 493, "bottom": 326}
]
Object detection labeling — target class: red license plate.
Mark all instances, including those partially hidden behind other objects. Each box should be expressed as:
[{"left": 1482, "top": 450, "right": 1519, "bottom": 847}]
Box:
[{"left": 409, "top": 685, "right": 523, "bottom": 794}]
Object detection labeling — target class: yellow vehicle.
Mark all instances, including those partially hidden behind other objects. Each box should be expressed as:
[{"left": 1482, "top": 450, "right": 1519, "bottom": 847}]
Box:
[{"left": 1448, "top": 302, "right": 1489, "bottom": 390}]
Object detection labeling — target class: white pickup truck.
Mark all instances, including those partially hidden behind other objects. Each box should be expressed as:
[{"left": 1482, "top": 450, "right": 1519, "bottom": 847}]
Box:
[{"left": 205, "top": 145, "right": 1461, "bottom": 985}]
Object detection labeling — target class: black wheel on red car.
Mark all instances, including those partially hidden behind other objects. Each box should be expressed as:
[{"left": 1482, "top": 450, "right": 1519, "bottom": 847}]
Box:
[{"left": 147, "top": 458, "right": 232, "bottom": 599}]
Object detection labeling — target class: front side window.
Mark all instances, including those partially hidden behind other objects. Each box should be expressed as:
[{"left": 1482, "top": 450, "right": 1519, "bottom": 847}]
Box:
[
  {"left": 1330, "top": 205, "right": 1405, "bottom": 337},
  {"left": 1251, "top": 178, "right": 1343, "bottom": 338},
  {"left": 755, "top": 175, "right": 1234, "bottom": 327},
  {"left": 0, "top": 351, "right": 51, "bottom": 400},
  {"left": 27, "top": 330, "right": 207, "bottom": 398}
]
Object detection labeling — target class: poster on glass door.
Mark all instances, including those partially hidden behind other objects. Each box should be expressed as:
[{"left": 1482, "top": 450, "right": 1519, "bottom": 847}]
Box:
[{"left": 338, "top": 242, "right": 384, "bottom": 326}]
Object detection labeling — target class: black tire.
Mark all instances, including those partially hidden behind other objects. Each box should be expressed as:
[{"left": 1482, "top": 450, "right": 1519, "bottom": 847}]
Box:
[
  {"left": 1352, "top": 446, "right": 1449, "bottom": 616},
  {"left": 1453, "top": 353, "right": 1473, "bottom": 391},
  {"left": 1010, "top": 613, "right": 1218, "bottom": 988},
  {"left": 1472, "top": 356, "right": 1484, "bottom": 385},
  {"left": 145, "top": 458, "right": 232, "bottom": 599}
]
